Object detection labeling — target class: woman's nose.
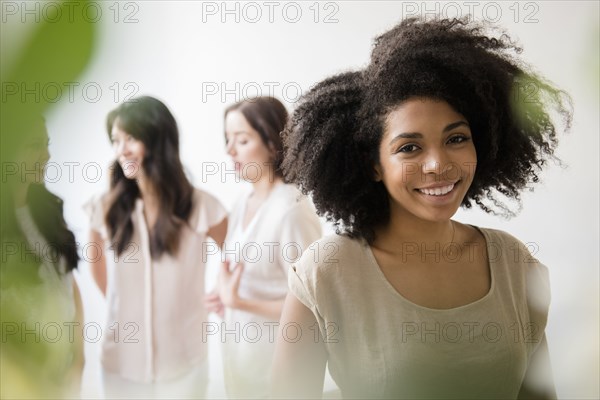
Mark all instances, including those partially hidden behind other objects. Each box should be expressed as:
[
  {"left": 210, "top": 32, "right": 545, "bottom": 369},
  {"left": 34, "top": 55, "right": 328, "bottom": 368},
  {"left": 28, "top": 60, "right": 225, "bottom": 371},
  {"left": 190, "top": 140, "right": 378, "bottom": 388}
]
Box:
[
  {"left": 226, "top": 141, "right": 235, "bottom": 156},
  {"left": 115, "top": 140, "right": 126, "bottom": 156},
  {"left": 422, "top": 159, "right": 440, "bottom": 174},
  {"left": 421, "top": 150, "right": 449, "bottom": 175}
]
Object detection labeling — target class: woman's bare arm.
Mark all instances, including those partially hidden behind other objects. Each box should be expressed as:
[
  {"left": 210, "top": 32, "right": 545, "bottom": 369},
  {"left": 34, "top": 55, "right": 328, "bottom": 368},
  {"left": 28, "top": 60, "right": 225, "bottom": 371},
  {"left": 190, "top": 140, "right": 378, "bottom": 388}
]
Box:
[
  {"left": 270, "top": 292, "right": 328, "bottom": 399},
  {"left": 89, "top": 230, "right": 107, "bottom": 296}
]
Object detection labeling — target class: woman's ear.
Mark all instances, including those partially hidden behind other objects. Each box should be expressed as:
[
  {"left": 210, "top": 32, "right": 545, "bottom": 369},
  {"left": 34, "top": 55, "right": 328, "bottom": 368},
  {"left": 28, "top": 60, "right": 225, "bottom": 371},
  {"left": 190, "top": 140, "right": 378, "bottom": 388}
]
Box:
[
  {"left": 373, "top": 164, "right": 383, "bottom": 182},
  {"left": 267, "top": 142, "right": 279, "bottom": 162}
]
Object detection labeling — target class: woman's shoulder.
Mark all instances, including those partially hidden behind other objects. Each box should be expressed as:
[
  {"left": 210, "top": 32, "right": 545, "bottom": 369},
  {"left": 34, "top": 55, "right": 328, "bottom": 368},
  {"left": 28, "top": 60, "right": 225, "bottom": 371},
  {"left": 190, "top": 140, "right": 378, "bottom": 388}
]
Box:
[
  {"left": 294, "top": 233, "right": 368, "bottom": 274},
  {"left": 473, "top": 225, "right": 542, "bottom": 265},
  {"left": 289, "top": 233, "right": 370, "bottom": 307},
  {"left": 191, "top": 186, "right": 225, "bottom": 208},
  {"left": 84, "top": 190, "right": 110, "bottom": 209},
  {"left": 28, "top": 184, "right": 63, "bottom": 208},
  {"left": 478, "top": 226, "right": 552, "bottom": 326},
  {"left": 472, "top": 224, "right": 550, "bottom": 299},
  {"left": 269, "top": 183, "right": 319, "bottom": 218},
  {"left": 189, "top": 186, "right": 227, "bottom": 232},
  {"left": 474, "top": 226, "right": 526, "bottom": 245},
  {"left": 268, "top": 183, "right": 305, "bottom": 203},
  {"left": 309, "top": 232, "right": 365, "bottom": 250}
]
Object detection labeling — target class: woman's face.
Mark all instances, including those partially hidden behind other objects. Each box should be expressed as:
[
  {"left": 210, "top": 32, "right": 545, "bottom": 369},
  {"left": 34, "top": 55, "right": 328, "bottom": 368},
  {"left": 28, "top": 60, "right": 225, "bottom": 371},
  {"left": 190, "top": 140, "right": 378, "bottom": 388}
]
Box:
[
  {"left": 374, "top": 97, "right": 477, "bottom": 223},
  {"left": 15, "top": 124, "right": 50, "bottom": 186},
  {"left": 111, "top": 120, "right": 146, "bottom": 180},
  {"left": 224, "top": 110, "right": 274, "bottom": 182}
]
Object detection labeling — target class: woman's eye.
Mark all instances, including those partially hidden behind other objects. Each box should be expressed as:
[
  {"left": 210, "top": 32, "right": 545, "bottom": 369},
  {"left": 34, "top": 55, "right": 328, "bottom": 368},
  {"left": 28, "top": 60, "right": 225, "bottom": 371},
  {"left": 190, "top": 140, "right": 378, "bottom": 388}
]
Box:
[
  {"left": 239, "top": 140, "right": 248, "bottom": 145},
  {"left": 448, "top": 135, "right": 471, "bottom": 144},
  {"left": 397, "top": 144, "right": 419, "bottom": 153}
]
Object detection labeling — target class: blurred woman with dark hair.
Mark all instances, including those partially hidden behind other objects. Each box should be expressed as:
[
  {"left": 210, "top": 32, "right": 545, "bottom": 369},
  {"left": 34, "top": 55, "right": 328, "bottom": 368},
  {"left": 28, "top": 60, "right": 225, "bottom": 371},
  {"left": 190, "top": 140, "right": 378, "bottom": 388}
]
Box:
[
  {"left": 0, "top": 117, "right": 83, "bottom": 398},
  {"left": 85, "top": 96, "right": 227, "bottom": 399},
  {"left": 204, "top": 97, "right": 321, "bottom": 398}
]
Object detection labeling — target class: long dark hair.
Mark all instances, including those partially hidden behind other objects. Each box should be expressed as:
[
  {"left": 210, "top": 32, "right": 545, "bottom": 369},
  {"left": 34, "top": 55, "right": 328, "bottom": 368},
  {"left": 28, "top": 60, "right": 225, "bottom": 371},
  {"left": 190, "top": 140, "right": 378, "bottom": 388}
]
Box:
[
  {"left": 224, "top": 96, "right": 288, "bottom": 179},
  {"left": 0, "top": 118, "right": 78, "bottom": 279},
  {"left": 105, "top": 96, "right": 193, "bottom": 259}
]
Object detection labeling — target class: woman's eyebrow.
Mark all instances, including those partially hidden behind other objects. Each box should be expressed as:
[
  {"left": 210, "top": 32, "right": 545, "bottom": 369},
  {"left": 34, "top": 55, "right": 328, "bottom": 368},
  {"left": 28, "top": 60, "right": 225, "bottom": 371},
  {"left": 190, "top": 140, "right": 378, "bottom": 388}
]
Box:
[
  {"left": 389, "top": 132, "right": 423, "bottom": 147},
  {"left": 226, "top": 131, "right": 248, "bottom": 136},
  {"left": 443, "top": 120, "right": 470, "bottom": 132}
]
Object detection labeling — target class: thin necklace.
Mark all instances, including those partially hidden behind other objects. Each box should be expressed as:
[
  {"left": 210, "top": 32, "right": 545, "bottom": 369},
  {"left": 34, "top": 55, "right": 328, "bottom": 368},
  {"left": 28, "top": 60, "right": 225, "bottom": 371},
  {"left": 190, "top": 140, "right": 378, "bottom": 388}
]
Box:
[{"left": 449, "top": 220, "right": 456, "bottom": 244}]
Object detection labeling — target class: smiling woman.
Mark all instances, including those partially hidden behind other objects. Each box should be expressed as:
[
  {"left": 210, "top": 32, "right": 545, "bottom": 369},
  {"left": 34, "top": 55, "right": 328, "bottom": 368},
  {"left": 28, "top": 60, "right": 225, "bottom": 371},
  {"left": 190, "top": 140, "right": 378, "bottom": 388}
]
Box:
[
  {"left": 83, "top": 96, "right": 228, "bottom": 399},
  {"left": 374, "top": 98, "right": 478, "bottom": 224},
  {"left": 271, "top": 17, "right": 572, "bottom": 399}
]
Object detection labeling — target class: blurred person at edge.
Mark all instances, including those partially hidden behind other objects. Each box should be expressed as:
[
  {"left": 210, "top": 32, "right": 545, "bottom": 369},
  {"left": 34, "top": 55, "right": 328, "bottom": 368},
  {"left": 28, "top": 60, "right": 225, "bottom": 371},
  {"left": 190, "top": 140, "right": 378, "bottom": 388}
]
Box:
[
  {"left": 204, "top": 97, "right": 321, "bottom": 399},
  {"left": 1, "top": 117, "right": 84, "bottom": 399},
  {"left": 85, "top": 96, "right": 227, "bottom": 399}
]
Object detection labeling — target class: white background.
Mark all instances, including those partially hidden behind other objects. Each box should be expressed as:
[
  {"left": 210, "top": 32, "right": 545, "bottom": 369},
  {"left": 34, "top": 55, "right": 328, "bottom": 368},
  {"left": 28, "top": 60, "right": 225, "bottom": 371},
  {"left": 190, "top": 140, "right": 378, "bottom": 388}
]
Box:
[{"left": 3, "top": 1, "right": 599, "bottom": 398}]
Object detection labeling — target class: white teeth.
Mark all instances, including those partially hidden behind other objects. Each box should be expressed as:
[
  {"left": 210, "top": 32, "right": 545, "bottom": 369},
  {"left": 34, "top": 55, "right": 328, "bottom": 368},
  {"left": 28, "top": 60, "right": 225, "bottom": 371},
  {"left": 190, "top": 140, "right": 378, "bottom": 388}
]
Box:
[{"left": 419, "top": 184, "right": 454, "bottom": 196}]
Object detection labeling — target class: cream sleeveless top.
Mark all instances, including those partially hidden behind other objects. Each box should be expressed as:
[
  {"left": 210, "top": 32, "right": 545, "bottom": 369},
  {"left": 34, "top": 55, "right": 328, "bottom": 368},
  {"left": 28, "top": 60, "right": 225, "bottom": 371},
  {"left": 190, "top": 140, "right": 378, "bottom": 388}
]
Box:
[{"left": 289, "top": 227, "right": 552, "bottom": 399}]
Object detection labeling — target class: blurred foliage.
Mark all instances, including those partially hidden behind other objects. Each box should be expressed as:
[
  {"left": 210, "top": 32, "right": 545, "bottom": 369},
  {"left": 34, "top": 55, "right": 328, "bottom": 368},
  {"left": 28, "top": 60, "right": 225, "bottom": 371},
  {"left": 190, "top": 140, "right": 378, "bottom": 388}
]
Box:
[
  {"left": 1, "top": 0, "right": 95, "bottom": 154},
  {"left": 1, "top": 1, "right": 96, "bottom": 398}
]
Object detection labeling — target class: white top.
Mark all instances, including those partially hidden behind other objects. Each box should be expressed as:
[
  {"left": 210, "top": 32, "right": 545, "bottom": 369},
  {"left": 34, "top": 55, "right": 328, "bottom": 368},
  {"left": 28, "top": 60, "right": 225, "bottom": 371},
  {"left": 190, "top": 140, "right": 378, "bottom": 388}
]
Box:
[
  {"left": 223, "top": 183, "right": 322, "bottom": 398},
  {"left": 1, "top": 206, "right": 76, "bottom": 382},
  {"left": 84, "top": 188, "right": 227, "bottom": 383},
  {"left": 289, "top": 228, "right": 552, "bottom": 399}
]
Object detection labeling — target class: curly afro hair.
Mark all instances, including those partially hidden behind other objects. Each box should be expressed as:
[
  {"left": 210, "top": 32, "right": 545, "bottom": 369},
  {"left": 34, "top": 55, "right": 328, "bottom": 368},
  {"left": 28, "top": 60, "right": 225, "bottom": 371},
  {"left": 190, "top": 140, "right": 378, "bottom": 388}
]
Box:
[{"left": 282, "top": 17, "right": 572, "bottom": 243}]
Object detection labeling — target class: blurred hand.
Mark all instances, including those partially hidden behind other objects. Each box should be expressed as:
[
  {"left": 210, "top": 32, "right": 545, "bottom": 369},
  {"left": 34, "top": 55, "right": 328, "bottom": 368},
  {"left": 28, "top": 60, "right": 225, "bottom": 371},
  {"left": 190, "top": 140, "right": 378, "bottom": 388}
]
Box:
[
  {"left": 204, "top": 287, "right": 224, "bottom": 319},
  {"left": 218, "top": 259, "right": 244, "bottom": 309}
]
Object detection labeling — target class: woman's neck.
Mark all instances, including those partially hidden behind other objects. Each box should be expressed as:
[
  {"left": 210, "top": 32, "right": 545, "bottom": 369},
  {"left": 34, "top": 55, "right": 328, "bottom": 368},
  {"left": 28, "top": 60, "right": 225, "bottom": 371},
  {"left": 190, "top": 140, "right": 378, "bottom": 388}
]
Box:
[
  {"left": 250, "top": 174, "right": 283, "bottom": 200},
  {"left": 373, "top": 209, "right": 455, "bottom": 254},
  {"left": 136, "top": 173, "right": 152, "bottom": 196},
  {"left": 135, "top": 175, "right": 161, "bottom": 229},
  {"left": 12, "top": 182, "right": 30, "bottom": 208},
  {"left": 136, "top": 175, "right": 160, "bottom": 207}
]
